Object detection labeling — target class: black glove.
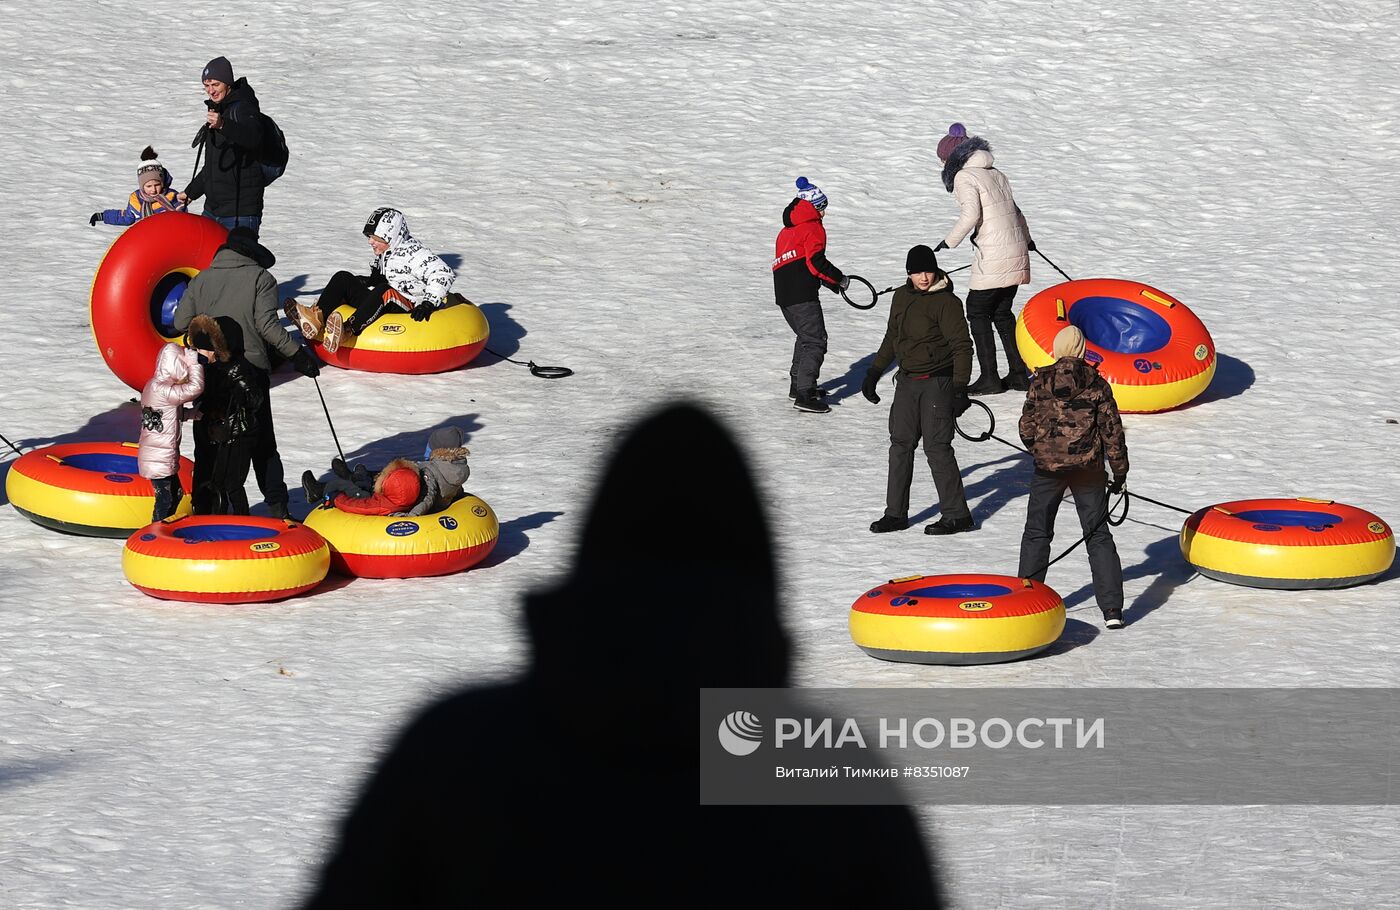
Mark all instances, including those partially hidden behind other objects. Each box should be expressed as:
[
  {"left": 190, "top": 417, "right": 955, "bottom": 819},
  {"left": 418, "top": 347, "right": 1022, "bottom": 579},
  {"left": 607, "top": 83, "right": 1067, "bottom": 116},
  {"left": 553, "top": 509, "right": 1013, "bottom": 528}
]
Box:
[
  {"left": 1027, "top": 238, "right": 1037, "bottom": 252},
  {"left": 837, "top": 276, "right": 851, "bottom": 292},
  {"left": 290, "top": 347, "right": 321, "bottom": 378},
  {"left": 1107, "top": 475, "right": 1126, "bottom": 495},
  {"left": 934, "top": 240, "right": 949, "bottom": 252},
  {"left": 410, "top": 301, "right": 436, "bottom": 322},
  {"left": 861, "top": 370, "right": 881, "bottom": 404},
  {"left": 89, "top": 212, "right": 102, "bottom": 226},
  {"left": 953, "top": 385, "right": 972, "bottom": 417}
]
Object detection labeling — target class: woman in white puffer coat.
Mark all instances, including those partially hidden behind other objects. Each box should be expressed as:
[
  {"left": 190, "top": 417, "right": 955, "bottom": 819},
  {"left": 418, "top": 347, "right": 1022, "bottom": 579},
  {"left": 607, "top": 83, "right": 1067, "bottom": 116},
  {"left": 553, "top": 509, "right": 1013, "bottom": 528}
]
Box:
[
  {"left": 935, "top": 125, "right": 1036, "bottom": 395},
  {"left": 138, "top": 317, "right": 211, "bottom": 520}
]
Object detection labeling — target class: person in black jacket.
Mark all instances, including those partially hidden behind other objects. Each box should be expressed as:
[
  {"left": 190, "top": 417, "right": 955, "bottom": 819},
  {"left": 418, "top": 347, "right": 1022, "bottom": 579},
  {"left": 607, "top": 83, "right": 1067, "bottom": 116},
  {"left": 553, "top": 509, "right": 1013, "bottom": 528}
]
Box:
[
  {"left": 178, "top": 57, "right": 267, "bottom": 236},
  {"left": 862, "top": 245, "right": 976, "bottom": 535},
  {"left": 186, "top": 315, "right": 266, "bottom": 515}
]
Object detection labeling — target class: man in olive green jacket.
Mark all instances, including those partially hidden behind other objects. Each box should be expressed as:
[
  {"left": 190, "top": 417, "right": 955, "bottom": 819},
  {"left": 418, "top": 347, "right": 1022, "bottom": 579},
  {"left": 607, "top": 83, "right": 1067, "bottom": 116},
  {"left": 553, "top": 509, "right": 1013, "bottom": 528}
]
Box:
[{"left": 861, "top": 245, "right": 976, "bottom": 535}]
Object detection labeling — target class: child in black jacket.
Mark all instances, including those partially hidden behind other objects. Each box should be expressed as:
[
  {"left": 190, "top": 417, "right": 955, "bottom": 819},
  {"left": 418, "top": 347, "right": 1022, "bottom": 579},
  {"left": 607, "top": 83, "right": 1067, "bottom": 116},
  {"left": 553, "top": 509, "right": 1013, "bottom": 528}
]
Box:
[{"left": 187, "top": 315, "right": 266, "bottom": 515}]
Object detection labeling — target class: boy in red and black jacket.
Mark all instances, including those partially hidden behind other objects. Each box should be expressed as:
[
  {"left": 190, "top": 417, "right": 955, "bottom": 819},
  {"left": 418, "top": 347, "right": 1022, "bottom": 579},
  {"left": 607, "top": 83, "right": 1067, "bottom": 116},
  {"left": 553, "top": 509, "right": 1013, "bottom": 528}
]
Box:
[{"left": 771, "top": 177, "right": 848, "bottom": 414}]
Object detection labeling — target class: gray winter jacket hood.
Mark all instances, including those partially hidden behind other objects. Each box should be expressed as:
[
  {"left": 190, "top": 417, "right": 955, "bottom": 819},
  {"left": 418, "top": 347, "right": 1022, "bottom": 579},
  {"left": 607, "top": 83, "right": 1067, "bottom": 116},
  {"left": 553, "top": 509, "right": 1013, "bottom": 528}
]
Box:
[
  {"left": 171, "top": 245, "right": 300, "bottom": 372},
  {"left": 423, "top": 453, "right": 470, "bottom": 492},
  {"left": 400, "top": 426, "right": 471, "bottom": 516}
]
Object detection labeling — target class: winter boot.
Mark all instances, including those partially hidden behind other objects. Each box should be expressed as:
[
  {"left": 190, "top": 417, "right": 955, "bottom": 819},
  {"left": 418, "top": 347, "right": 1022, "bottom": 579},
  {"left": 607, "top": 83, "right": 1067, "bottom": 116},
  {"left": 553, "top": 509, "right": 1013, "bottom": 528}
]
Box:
[
  {"left": 287, "top": 299, "right": 324, "bottom": 343},
  {"left": 967, "top": 330, "right": 1006, "bottom": 396},
  {"left": 322, "top": 312, "right": 345, "bottom": 354},
  {"left": 331, "top": 457, "right": 353, "bottom": 481},
  {"left": 792, "top": 390, "right": 831, "bottom": 414},
  {"left": 870, "top": 515, "right": 909, "bottom": 533},
  {"left": 924, "top": 515, "right": 976, "bottom": 535},
  {"left": 267, "top": 501, "right": 291, "bottom": 521},
  {"left": 301, "top": 471, "right": 325, "bottom": 505},
  {"left": 997, "top": 321, "right": 1031, "bottom": 391},
  {"left": 789, "top": 384, "right": 830, "bottom": 402}
]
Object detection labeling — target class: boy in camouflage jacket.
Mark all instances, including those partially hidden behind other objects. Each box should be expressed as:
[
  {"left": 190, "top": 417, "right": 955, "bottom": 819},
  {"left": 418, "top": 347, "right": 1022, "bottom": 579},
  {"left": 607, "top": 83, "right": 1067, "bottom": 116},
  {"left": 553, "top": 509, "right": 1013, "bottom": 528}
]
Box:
[{"left": 1016, "top": 326, "right": 1129, "bottom": 628}]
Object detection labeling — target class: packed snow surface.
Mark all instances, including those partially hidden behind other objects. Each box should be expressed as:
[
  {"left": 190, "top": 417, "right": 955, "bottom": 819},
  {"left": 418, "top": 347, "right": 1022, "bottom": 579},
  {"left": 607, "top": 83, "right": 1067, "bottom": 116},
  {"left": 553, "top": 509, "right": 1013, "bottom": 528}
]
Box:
[{"left": 1, "top": 0, "right": 1398, "bottom": 906}]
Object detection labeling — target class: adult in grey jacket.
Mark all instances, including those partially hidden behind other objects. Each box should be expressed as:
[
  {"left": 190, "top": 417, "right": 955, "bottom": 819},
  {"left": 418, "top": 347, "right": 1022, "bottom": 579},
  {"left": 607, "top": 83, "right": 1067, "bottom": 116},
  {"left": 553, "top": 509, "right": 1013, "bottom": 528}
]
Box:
[
  {"left": 174, "top": 228, "right": 320, "bottom": 518},
  {"left": 935, "top": 128, "right": 1035, "bottom": 396}
]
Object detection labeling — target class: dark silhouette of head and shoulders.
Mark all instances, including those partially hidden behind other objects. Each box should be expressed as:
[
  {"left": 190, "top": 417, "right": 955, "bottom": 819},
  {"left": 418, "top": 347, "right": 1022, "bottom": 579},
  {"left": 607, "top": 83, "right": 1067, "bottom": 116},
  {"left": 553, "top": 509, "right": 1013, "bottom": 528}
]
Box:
[{"left": 301, "top": 402, "right": 941, "bottom": 907}]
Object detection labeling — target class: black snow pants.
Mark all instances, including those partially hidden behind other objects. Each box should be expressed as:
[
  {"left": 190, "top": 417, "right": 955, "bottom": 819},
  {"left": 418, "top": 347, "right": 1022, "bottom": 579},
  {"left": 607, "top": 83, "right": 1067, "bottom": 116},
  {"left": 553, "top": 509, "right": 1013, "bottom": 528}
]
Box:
[{"left": 1017, "top": 466, "right": 1124, "bottom": 615}]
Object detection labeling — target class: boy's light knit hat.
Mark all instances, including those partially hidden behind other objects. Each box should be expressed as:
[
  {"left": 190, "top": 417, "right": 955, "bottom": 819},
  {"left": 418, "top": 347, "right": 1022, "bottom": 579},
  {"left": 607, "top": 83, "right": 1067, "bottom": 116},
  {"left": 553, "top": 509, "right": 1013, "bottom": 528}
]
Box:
[{"left": 1053, "top": 325, "right": 1087, "bottom": 360}]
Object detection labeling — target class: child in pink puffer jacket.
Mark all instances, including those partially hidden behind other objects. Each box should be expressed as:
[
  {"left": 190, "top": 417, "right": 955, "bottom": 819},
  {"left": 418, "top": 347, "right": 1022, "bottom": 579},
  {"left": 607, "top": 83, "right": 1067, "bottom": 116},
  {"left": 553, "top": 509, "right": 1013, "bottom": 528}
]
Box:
[{"left": 138, "top": 316, "right": 213, "bottom": 520}]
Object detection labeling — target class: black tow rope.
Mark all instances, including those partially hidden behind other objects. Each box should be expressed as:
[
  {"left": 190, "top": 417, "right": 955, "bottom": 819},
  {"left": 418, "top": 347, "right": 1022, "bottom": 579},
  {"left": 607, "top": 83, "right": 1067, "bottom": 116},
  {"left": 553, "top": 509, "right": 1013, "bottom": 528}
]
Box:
[
  {"left": 483, "top": 347, "right": 573, "bottom": 379},
  {"left": 0, "top": 431, "right": 25, "bottom": 457},
  {"left": 312, "top": 376, "right": 347, "bottom": 465},
  {"left": 861, "top": 264, "right": 977, "bottom": 307},
  {"left": 1122, "top": 491, "right": 1195, "bottom": 516},
  {"left": 189, "top": 124, "right": 207, "bottom": 195},
  {"left": 1024, "top": 491, "right": 1131, "bottom": 580},
  {"left": 1035, "top": 249, "right": 1074, "bottom": 283},
  {"left": 951, "top": 397, "right": 1196, "bottom": 578},
  {"left": 840, "top": 275, "right": 879, "bottom": 310}
]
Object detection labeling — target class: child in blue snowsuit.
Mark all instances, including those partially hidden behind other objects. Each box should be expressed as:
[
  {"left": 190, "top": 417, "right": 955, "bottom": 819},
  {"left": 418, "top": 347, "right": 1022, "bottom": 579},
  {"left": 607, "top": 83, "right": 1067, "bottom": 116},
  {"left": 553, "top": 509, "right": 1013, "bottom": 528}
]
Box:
[{"left": 90, "top": 147, "right": 186, "bottom": 226}]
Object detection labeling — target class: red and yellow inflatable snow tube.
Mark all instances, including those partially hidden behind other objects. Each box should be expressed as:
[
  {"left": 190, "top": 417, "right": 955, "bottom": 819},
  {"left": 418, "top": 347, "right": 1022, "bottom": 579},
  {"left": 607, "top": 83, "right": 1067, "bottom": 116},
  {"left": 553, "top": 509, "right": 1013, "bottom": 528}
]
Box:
[
  {"left": 849, "top": 573, "right": 1065, "bottom": 665},
  {"left": 301, "top": 493, "right": 499, "bottom": 578},
  {"left": 1181, "top": 498, "right": 1394, "bottom": 589},
  {"left": 90, "top": 212, "right": 227, "bottom": 391},
  {"left": 122, "top": 515, "right": 330, "bottom": 603},
  {"left": 1016, "top": 278, "right": 1215, "bottom": 413},
  {"left": 315, "top": 297, "right": 490, "bottom": 374},
  {"left": 6, "top": 442, "right": 194, "bottom": 537}
]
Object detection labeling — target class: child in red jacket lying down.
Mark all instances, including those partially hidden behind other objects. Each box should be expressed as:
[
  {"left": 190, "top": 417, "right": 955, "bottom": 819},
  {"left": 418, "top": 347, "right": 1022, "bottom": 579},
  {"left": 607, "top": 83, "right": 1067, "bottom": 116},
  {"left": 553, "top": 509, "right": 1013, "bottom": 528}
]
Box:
[
  {"left": 300, "top": 426, "right": 472, "bottom": 517},
  {"left": 308, "top": 458, "right": 421, "bottom": 515}
]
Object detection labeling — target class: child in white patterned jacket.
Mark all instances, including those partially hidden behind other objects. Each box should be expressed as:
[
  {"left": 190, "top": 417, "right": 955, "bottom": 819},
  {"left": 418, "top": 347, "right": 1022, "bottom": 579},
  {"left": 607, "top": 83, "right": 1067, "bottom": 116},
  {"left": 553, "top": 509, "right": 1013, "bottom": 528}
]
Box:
[{"left": 287, "top": 207, "right": 457, "bottom": 352}]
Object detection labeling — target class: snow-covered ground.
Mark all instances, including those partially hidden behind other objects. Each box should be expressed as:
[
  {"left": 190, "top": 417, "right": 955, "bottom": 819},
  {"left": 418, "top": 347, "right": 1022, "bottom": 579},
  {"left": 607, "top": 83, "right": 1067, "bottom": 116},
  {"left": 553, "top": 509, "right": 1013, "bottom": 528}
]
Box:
[{"left": 2, "top": 0, "right": 1398, "bottom": 906}]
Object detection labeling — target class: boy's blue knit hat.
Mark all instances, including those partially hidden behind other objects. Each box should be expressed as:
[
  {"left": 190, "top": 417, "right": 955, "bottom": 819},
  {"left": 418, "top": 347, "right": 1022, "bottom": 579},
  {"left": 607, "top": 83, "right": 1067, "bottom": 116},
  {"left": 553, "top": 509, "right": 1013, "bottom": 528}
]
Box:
[{"left": 794, "top": 176, "right": 827, "bottom": 212}]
